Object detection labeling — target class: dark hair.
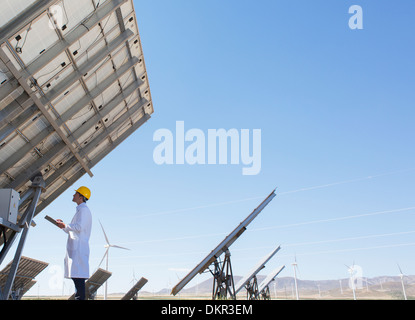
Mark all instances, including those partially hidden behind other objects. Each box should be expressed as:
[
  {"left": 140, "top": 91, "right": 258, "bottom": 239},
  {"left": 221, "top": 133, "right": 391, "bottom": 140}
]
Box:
[{"left": 77, "top": 192, "right": 88, "bottom": 203}]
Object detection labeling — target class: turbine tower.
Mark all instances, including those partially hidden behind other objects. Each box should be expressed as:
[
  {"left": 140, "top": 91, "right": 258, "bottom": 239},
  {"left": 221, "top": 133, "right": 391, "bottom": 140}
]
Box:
[
  {"left": 292, "top": 256, "right": 300, "bottom": 300},
  {"left": 98, "top": 221, "right": 130, "bottom": 300},
  {"left": 397, "top": 264, "right": 407, "bottom": 300},
  {"left": 345, "top": 263, "right": 357, "bottom": 300}
]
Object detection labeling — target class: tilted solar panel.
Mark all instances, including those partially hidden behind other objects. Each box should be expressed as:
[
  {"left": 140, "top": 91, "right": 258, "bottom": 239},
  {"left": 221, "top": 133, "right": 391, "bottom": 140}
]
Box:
[
  {"left": 257, "top": 265, "right": 285, "bottom": 295},
  {"left": 0, "top": 256, "right": 48, "bottom": 299},
  {"left": 121, "top": 276, "right": 147, "bottom": 300},
  {"left": 0, "top": 0, "right": 153, "bottom": 300},
  {"left": 171, "top": 190, "right": 277, "bottom": 297},
  {"left": 0, "top": 0, "right": 153, "bottom": 221},
  {"left": 68, "top": 267, "right": 112, "bottom": 300},
  {"left": 234, "top": 245, "right": 281, "bottom": 294}
]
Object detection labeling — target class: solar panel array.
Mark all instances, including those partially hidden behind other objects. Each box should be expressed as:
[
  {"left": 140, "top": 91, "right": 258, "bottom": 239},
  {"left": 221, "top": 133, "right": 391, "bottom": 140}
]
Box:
[
  {"left": 0, "top": 0, "right": 153, "bottom": 219},
  {"left": 0, "top": 256, "right": 48, "bottom": 299},
  {"left": 171, "top": 190, "right": 277, "bottom": 296}
]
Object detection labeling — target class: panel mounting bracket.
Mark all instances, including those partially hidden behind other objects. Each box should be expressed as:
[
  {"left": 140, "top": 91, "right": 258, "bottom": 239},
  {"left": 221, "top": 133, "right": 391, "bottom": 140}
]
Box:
[{"left": 0, "top": 174, "right": 45, "bottom": 300}]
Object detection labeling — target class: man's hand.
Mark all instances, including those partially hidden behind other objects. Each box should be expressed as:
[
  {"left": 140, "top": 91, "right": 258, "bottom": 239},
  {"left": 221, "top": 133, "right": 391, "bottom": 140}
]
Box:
[{"left": 56, "top": 219, "right": 66, "bottom": 229}]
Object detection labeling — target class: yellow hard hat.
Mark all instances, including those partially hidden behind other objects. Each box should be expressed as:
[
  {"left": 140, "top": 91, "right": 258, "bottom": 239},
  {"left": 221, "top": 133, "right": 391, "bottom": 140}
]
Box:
[{"left": 75, "top": 186, "right": 91, "bottom": 200}]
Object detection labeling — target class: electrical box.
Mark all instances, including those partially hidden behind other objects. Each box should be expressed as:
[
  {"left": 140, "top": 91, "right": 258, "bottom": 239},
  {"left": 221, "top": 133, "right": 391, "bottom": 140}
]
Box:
[{"left": 0, "top": 189, "right": 19, "bottom": 226}]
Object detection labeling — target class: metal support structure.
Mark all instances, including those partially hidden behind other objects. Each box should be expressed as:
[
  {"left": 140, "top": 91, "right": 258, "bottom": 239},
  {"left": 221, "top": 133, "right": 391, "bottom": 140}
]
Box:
[
  {"left": 245, "top": 276, "right": 259, "bottom": 300},
  {"left": 260, "top": 286, "right": 271, "bottom": 300},
  {"left": 211, "top": 249, "right": 236, "bottom": 300},
  {"left": 0, "top": 175, "right": 45, "bottom": 300}
]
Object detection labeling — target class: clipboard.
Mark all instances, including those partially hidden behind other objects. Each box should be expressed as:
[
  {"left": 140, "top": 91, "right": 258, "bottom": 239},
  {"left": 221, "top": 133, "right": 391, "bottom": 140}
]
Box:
[{"left": 44, "top": 215, "right": 59, "bottom": 227}]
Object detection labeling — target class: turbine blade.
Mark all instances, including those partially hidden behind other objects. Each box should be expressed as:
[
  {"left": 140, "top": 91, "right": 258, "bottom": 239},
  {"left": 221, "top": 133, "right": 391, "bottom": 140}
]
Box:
[
  {"left": 98, "top": 248, "right": 109, "bottom": 268},
  {"left": 111, "top": 244, "right": 130, "bottom": 250},
  {"left": 99, "top": 220, "right": 110, "bottom": 245},
  {"left": 345, "top": 264, "right": 353, "bottom": 273},
  {"left": 397, "top": 263, "right": 404, "bottom": 275}
]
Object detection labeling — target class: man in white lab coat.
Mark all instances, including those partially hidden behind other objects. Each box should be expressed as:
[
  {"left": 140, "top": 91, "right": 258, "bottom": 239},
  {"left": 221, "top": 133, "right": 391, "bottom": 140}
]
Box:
[{"left": 57, "top": 186, "right": 92, "bottom": 300}]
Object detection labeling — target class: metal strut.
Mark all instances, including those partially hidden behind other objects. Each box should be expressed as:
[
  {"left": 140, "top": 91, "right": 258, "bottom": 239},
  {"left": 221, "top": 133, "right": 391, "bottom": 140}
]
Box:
[
  {"left": 0, "top": 175, "right": 45, "bottom": 300},
  {"left": 211, "top": 249, "right": 236, "bottom": 300},
  {"left": 246, "top": 275, "right": 259, "bottom": 300},
  {"left": 260, "top": 286, "right": 271, "bottom": 300}
]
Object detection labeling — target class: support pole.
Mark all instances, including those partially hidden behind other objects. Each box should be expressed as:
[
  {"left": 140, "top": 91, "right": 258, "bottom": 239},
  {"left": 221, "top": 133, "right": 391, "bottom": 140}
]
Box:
[
  {"left": 260, "top": 286, "right": 271, "bottom": 300},
  {"left": 246, "top": 276, "right": 259, "bottom": 300},
  {"left": 0, "top": 175, "right": 45, "bottom": 300},
  {"left": 211, "top": 249, "right": 236, "bottom": 300}
]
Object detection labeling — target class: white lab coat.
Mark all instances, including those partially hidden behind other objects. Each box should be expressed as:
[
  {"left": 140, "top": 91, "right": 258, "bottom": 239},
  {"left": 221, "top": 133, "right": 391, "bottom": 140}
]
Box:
[{"left": 62, "top": 202, "right": 92, "bottom": 279}]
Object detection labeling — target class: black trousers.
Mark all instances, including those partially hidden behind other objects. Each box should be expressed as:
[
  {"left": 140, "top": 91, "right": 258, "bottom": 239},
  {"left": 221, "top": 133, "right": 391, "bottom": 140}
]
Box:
[{"left": 72, "top": 278, "right": 86, "bottom": 300}]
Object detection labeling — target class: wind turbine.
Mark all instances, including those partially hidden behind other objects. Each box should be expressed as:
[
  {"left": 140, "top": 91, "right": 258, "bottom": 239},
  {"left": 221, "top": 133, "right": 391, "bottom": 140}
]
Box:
[
  {"left": 345, "top": 263, "right": 357, "bottom": 300},
  {"left": 130, "top": 268, "right": 138, "bottom": 285},
  {"left": 397, "top": 264, "right": 407, "bottom": 300},
  {"left": 98, "top": 221, "right": 130, "bottom": 300},
  {"left": 292, "top": 256, "right": 300, "bottom": 300},
  {"left": 128, "top": 268, "right": 140, "bottom": 300}
]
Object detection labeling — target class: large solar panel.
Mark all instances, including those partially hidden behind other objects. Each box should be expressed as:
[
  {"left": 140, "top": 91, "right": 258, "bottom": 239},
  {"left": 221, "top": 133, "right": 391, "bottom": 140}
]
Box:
[
  {"left": 121, "top": 276, "right": 147, "bottom": 300},
  {"left": 0, "top": 256, "right": 48, "bottom": 299},
  {"left": 234, "top": 245, "right": 281, "bottom": 295},
  {"left": 68, "top": 267, "right": 111, "bottom": 300},
  {"left": 0, "top": 0, "right": 153, "bottom": 220},
  {"left": 258, "top": 265, "right": 285, "bottom": 299}
]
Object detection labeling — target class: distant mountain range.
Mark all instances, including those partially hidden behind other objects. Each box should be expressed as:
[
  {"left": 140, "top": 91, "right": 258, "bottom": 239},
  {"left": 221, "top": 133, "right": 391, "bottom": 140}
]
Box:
[{"left": 140, "top": 275, "right": 415, "bottom": 299}]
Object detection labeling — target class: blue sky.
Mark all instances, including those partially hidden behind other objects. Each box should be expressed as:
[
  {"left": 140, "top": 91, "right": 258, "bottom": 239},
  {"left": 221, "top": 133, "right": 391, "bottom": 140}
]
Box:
[{"left": 18, "top": 0, "right": 415, "bottom": 296}]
